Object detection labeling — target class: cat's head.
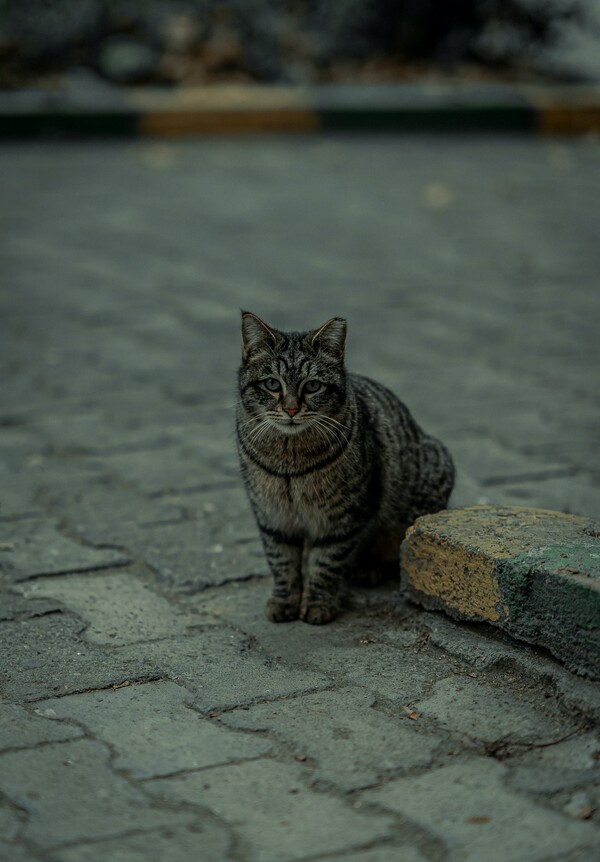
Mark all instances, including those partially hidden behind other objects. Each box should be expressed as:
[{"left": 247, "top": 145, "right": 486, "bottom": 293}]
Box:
[{"left": 238, "top": 311, "right": 347, "bottom": 437}]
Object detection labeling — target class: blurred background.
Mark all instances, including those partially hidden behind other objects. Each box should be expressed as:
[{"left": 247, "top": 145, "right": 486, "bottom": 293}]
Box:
[{"left": 1, "top": 0, "right": 598, "bottom": 91}]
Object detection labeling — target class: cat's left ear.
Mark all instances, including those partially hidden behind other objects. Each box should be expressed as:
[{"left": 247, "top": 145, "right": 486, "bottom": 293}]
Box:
[
  {"left": 241, "top": 311, "right": 280, "bottom": 359},
  {"left": 309, "top": 317, "right": 347, "bottom": 359}
]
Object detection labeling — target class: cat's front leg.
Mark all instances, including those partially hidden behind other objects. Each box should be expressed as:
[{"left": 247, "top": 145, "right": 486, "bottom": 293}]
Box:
[
  {"left": 259, "top": 527, "right": 304, "bottom": 622},
  {"left": 301, "top": 536, "right": 357, "bottom": 625}
]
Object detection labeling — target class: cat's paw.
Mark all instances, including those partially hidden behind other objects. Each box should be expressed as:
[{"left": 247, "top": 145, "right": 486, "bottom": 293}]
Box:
[
  {"left": 300, "top": 601, "right": 337, "bottom": 625},
  {"left": 265, "top": 596, "right": 300, "bottom": 623}
]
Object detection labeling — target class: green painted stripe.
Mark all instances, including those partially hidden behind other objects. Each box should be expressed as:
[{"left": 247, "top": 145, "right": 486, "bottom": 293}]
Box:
[
  {"left": 0, "top": 111, "right": 138, "bottom": 138},
  {"left": 317, "top": 104, "right": 537, "bottom": 132}
]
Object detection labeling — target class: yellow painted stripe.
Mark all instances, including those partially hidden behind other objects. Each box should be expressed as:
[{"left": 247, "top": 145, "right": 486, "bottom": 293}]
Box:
[
  {"left": 538, "top": 104, "right": 600, "bottom": 134},
  {"left": 138, "top": 109, "right": 318, "bottom": 136}
]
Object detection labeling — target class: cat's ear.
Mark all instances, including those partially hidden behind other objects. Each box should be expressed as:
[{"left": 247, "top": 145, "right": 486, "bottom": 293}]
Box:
[
  {"left": 241, "top": 311, "right": 279, "bottom": 359},
  {"left": 309, "top": 317, "right": 346, "bottom": 359}
]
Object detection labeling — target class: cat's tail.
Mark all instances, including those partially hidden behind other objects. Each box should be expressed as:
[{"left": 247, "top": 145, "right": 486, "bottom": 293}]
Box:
[{"left": 415, "top": 436, "right": 455, "bottom": 515}]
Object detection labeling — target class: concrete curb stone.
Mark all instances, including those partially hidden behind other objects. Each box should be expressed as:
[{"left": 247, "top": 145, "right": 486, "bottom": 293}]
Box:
[
  {"left": 2, "top": 83, "right": 600, "bottom": 137},
  {"left": 401, "top": 505, "right": 600, "bottom": 680}
]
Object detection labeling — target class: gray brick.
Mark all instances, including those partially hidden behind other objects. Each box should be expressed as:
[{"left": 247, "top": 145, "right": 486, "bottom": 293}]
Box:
[
  {"left": 505, "top": 731, "right": 600, "bottom": 795},
  {"left": 97, "top": 444, "right": 239, "bottom": 497},
  {"left": 147, "top": 758, "right": 395, "bottom": 862},
  {"left": 0, "top": 698, "right": 83, "bottom": 751},
  {"left": 0, "top": 739, "right": 195, "bottom": 849},
  {"left": 48, "top": 821, "right": 234, "bottom": 862},
  {"left": 36, "top": 681, "right": 273, "bottom": 779},
  {"left": 0, "top": 842, "right": 45, "bottom": 862},
  {"left": 0, "top": 518, "right": 129, "bottom": 584},
  {"left": 363, "top": 759, "right": 600, "bottom": 862},
  {"left": 221, "top": 687, "right": 438, "bottom": 791},
  {"left": 19, "top": 572, "right": 208, "bottom": 645},
  {"left": 413, "top": 676, "right": 574, "bottom": 745},
  {"left": 0, "top": 613, "right": 159, "bottom": 702},
  {"left": 195, "top": 581, "right": 464, "bottom": 704},
  {"left": 116, "top": 627, "right": 331, "bottom": 714}
]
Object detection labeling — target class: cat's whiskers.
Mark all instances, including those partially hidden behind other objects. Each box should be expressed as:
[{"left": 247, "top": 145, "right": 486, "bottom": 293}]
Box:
[
  {"left": 247, "top": 417, "right": 276, "bottom": 445},
  {"left": 308, "top": 415, "right": 346, "bottom": 450}
]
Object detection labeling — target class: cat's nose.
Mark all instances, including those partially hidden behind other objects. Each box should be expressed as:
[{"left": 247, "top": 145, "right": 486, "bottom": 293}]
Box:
[{"left": 283, "top": 406, "right": 299, "bottom": 417}]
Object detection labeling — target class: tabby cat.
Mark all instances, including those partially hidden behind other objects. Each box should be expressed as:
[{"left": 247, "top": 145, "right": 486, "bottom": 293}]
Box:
[{"left": 236, "top": 312, "right": 454, "bottom": 625}]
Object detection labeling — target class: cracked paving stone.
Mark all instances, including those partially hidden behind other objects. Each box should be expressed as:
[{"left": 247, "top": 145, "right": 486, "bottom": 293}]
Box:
[
  {"left": 47, "top": 820, "right": 234, "bottom": 862},
  {"left": 0, "top": 799, "right": 23, "bottom": 843},
  {"left": 362, "top": 758, "right": 600, "bottom": 862},
  {"left": 194, "top": 580, "right": 459, "bottom": 705},
  {"left": 413, "top": 675, "right": 575, "bottom": 745},
  {"left": 19, "top": 571, "right": 212, "bottom": 646},
  {"left": 97, "top": 443, "right": 239, "bottom": 496},
  {"left": 129, "top": 518, "right": 265, "bottom": 593},
  {"left": 0, "top": 478, "right": 45, "bottom": 520},
  {"left": 0, "top": 613, "right": 160, "bottom": 702},
  {"left": 0, "top": 593, "right": 63, "bottom": 622},
  {"left": 146, "top": 758, "right": 395, "bottom": 862},
  {"left": 0, "top": 842, "right": 44, "bottom": 862},
  {"left": 0, "top": 739, "right": 196, "bottom": 849},
  {"left": 0, "top": 697, "right": 83, "bottom": 751},
  {"left": 505, "top": 731, "right": 600, "bottom": 795},
  {"left": 0, "top": 518, "right": 129, "bottom": 583},
  {"left": 121, "top": 486, "right": 265, "bottom": 593},
  {"left": 116, "top": 627, "right": 332, "bottom": 714},
  {"left": 220, "top": 687, "right": 439, "bottom": 791},
  {"left": 36, "top": 680, "right": 273, "bottom": 779},
  {"left": 36, "top": 480, "right": 185, "bottom": 547},
  {"left": 322, "top": 848, "right": 428, "bottom": 862}
]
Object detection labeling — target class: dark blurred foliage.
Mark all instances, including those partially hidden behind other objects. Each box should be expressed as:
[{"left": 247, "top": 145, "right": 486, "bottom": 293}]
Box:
[{"left": 0, "top": 0, "right": 583, "bottom": 88}]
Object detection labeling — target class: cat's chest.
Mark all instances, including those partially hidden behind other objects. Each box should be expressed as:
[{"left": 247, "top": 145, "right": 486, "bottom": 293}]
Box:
[{"left": 254, "top": 468, "right": 338, "bottom": 532}]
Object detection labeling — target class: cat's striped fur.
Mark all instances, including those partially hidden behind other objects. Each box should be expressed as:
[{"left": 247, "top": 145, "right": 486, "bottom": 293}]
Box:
[{"left": 236, "top": 312, "right": 454, "bottom": 625}]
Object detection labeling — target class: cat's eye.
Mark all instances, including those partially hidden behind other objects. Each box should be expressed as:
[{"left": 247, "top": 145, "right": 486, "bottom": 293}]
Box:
[
  {"left": 262, "top": 378, "right": 282, "bottom": 393},
  {"left": 304, "top": 379, "right": 322, "bottom": 394}
]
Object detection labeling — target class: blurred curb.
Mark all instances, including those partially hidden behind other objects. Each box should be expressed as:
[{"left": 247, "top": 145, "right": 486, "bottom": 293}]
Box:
[{"left": 2, "top": 83, "right": 600, "bottom": 137}]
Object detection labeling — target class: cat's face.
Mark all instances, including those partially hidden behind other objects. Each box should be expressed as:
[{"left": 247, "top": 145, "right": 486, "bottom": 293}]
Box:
[{"left": 238, "top": 312, "right": 347, "bottom": 438}]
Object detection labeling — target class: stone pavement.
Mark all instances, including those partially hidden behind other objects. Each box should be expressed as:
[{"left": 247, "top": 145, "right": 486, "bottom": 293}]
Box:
[{"left": 1, "top": 136, "right": 599, "bottom": 861}]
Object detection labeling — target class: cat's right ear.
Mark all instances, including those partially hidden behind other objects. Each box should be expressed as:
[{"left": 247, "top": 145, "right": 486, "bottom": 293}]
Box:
[{"left": 241, "top": 311, "right": 278, "bottom": 359}]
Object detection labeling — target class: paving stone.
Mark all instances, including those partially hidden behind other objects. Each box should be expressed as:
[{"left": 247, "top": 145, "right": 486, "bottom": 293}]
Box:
[
  {"left": 363, "top": 759, "right": 600, "bottom": 862},
  {"left": 0, "top": 613, "right": 160, "bottom": 702},
  {"left": 147, "top": 758, "right": 395, "bottom": 862},
  {"left": 0, "top": 739, "right": 195, "bottom": 849},
  {"left": 19, "top": 571, "right": 208, "bottom": 645},
  {"left": 197, "top": 578, "right": 450, "bottom": 704},
  {"left": 0, "top": 842, "right": 44, "bottom": 862},
  {"left": 36, "top": 680, "right": 273, "bottom": 779},
  {"left": 127, "top": 514, "right": 265, "bottom": 594},
  {"left": 221, "top": 687, "right": 438, "bottom": 791},
  {"left": 116, "top": 627, "right": 332, "bottom": 714},
  {"left": 36, "top": 480, "right": 186, "bottom": 546},
  {"left": 0, "top": 479, "right": 45, "bottom": 520},
  {"left": 401, "top": 506, "right": 600, "bottom": 679},
  {"left": 0, "top": 800, "right": 23, "bottom": 843},
  {"left": 48, "top": 821, "right": 234, "bottom": 862},
  {"left": 0, "top": 592, "right": 63, "bottom": 622},
  {"left": 0, "top": 518, "right": 130, "bottom": 584},
  {"left": 506, "top": 731, "right": 600, "bottom": 795},
  {"left": 321, "top": 849, "right": 428, "bottom": 862},
  {"left": 97, "top": 443, "right": 239, "bottom": 496},
  {"left": 0, "top": 698, "right": 83, "bottom": 751},
  {"left": 413, "top": 675, "right": 574, "bottom": 746}
]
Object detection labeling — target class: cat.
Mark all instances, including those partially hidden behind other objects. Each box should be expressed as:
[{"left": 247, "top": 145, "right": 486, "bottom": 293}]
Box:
[{"left": 236, "top": 311, "right": 454, "bottom": 625}]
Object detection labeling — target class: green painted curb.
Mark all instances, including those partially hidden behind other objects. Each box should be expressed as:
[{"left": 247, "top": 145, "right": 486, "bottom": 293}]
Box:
[
  {"left": 1, "top": 83, "right": 599, "bottom": 137},
  {"left": 401, "top": 505, "right": 600, "bottom": 679}
]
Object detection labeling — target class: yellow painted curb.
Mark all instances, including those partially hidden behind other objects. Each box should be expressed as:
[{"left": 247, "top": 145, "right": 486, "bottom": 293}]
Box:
[
  {"left": 523, "top": 85, "right": 600, "bottom": 134},
  {"left": 131, "top": 85, "right": 318, "bottom": 135}
]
